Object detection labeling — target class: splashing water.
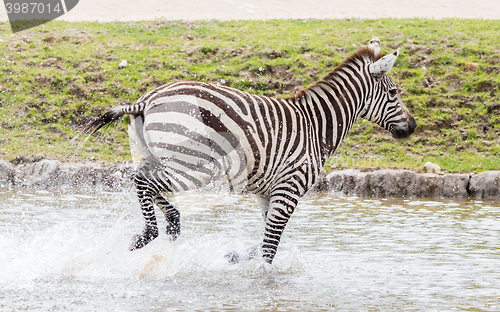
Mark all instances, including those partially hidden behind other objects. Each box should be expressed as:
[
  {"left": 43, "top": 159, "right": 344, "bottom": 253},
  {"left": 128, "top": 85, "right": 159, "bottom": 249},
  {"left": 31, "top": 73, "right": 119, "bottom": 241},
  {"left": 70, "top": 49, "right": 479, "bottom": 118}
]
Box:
[{"left": 1, "top": 190, "right": 500, "bottom": 311}]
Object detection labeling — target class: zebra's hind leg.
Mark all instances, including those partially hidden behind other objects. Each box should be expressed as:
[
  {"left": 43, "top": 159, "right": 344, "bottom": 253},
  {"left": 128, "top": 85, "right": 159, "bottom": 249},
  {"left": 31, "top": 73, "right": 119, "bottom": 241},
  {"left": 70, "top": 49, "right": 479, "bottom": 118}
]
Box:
[
  {"left": 154, "top": 194, "right": 181, "bottom": 241},
  {"left": 129, "top": 169, "right": 162, "bottom": 251}
]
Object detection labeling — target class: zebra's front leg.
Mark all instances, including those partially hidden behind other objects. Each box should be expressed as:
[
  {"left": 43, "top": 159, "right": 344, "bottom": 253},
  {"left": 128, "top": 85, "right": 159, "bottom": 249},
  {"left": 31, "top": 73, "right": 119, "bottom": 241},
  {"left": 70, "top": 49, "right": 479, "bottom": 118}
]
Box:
[
  {"left": 225, "top": 195, "right": 269, "bottom": 263},
  {"left": 262, "top": 187, "right": 300, "bottom": 264},
  {"left": 130, "top": 173, "right": 160, "bottom": 251},
  {"left": 154, "top": 194, "right": 181, "bottom": 241}
]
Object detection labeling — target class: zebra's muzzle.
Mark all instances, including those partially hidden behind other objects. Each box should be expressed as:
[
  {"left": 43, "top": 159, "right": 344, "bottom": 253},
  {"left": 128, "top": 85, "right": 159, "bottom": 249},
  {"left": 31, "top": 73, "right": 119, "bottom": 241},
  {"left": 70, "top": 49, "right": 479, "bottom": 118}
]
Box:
[{"left": 390, "top": 116, "right": 417, "bottom": 139}]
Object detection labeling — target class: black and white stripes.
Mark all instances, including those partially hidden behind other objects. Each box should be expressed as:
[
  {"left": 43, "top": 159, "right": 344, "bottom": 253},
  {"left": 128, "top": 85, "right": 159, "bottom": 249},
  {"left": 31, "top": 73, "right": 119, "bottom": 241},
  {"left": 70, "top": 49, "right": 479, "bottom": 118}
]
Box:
[{"left": 83, "top": 37, "right": 416, "bottom": 263}]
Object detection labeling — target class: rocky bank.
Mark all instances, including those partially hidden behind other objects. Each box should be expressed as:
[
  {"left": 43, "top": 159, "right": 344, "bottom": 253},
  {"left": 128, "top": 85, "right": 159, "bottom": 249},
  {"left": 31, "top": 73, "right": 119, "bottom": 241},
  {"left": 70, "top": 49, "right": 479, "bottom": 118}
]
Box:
[
  {"left": 1, "top": 159, "right": 500, "bottom": 199},
  {"left": 0, "top": 159, "right": 134, "bottom": 192}
]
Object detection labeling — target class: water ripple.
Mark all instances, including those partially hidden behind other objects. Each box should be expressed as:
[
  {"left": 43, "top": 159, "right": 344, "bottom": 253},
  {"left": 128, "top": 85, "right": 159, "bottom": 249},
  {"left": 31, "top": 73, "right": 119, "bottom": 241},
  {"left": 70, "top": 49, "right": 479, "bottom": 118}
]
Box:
[{"left": 1, "top": 190, "right": 500, "bottom": 311}]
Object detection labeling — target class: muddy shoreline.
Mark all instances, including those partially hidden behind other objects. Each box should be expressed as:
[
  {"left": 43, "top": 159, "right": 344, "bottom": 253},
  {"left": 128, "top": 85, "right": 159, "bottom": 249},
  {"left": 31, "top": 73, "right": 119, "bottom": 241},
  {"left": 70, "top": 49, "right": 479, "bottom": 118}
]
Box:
[{"left": 1, "top": 159, "right": 499, "bottom": 199}]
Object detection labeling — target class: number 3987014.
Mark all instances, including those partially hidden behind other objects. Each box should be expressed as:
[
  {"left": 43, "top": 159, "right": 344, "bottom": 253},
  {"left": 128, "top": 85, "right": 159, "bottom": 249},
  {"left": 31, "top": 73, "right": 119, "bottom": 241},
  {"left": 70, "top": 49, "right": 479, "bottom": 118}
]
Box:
[{"left": 5, "top": 2, "right": 62, "bottom": 14}]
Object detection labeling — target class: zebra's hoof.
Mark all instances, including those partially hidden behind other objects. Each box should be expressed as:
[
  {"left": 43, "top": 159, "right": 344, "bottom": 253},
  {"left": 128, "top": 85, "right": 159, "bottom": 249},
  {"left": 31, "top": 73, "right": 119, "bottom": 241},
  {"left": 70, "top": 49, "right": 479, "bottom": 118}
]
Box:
[
  {"left": 225, "top": 245, "right": 260, "bottom": 264},
  {"left": 225, "top": 251, "right": 240, "bottom": 264},
  {"left": 166, "top": 223, "right": 180, "bottom": 241},
  {"left": 129, "top": 229, "right": 159, "bottom": 251}
]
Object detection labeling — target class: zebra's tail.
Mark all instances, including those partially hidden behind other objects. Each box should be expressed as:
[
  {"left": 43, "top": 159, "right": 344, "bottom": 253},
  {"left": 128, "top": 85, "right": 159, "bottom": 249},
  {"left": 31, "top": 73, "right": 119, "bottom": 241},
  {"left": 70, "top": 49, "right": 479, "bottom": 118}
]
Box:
[{"left": 81, "top": 102, "right": 145, "bottom": 134}]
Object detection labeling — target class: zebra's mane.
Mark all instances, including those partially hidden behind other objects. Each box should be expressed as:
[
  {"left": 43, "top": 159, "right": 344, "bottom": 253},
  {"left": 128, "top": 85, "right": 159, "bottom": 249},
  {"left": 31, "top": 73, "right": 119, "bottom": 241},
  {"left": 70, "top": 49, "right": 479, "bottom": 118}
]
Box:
[{"left": 287, "top": 46, "right": 382, "bottom": 100}]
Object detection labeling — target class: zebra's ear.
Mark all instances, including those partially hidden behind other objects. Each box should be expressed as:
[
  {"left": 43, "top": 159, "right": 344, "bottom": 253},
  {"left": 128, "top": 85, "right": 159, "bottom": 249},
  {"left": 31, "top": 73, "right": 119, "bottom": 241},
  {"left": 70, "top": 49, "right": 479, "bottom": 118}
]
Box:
[
  {"left": 368, "top": 36, "right": 381, "bottom": 55},
  {"left": 369, "top": 48, "right": 400, "bottom": 79}
]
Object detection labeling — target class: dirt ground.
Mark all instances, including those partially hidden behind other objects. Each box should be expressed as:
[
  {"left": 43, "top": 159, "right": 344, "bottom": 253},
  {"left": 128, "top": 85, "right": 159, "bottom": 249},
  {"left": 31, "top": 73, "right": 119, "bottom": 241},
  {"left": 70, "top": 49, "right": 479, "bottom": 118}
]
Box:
[{"left": 1, "top": 0, "right": 499, "bottom": 22}]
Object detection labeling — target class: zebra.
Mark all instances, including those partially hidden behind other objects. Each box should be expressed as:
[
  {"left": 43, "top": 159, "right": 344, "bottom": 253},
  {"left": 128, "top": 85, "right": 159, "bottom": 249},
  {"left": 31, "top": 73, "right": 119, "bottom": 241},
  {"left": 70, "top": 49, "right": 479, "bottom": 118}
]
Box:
[{"left": 82, "top": 37, "right": 416, "bottom": 264}]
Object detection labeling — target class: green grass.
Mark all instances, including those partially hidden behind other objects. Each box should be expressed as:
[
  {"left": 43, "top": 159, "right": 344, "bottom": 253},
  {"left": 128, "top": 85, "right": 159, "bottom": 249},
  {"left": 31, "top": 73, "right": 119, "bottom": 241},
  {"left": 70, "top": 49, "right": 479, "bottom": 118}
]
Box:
[{"left": 0, "top": 19, "right": 499, "bottom": 172}]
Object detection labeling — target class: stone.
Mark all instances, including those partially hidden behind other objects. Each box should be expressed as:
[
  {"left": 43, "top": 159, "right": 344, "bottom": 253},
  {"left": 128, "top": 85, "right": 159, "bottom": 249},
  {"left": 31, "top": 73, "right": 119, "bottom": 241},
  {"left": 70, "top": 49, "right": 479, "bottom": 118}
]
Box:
[
  {"left": 5, "top": 160, "right": 500, "bottom": 199},
  {"left": 9, "top": 160, "right": 133, "bottom": 191},
  {"left": 423, "top": 161, "right": 441, "bottom": 173},
  {"left": 58, "top": 163, "right": 133, "bottom": 192},
  {"left": 46, "top": 57, "right": 57, "bottom": 64},
  {"left": 15, "top": 159, "right": 61, "bottom": 188},
  {"left": 324, "top": 169, "right": 469, "bottom": 198},
  {"left": 465, "top": 62, "right": 479, "bottom": 72},
  {"left": 0, "top": 160, "right": 14, "bottom": 187},
  {"left": 442, "top": 174, "right": 470, "bottom": 198},
  {"left": 469, "top": 171, "right": 500, "bottom": 198}
]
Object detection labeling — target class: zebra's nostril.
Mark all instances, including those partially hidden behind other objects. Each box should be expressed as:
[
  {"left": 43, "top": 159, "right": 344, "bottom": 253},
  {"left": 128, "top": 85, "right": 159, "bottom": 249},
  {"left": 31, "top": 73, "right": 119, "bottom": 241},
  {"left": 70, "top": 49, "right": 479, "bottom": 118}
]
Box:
[{"left": 409, "top": 116, "right": 417, "bottom": 132}]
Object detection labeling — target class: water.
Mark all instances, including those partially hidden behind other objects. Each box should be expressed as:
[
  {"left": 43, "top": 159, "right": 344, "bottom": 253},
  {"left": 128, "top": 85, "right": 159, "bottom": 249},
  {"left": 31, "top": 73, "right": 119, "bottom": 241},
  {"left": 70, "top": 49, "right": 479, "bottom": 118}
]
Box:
[{"left": 1, "top": 189, "right": 500, "bottom": 311}]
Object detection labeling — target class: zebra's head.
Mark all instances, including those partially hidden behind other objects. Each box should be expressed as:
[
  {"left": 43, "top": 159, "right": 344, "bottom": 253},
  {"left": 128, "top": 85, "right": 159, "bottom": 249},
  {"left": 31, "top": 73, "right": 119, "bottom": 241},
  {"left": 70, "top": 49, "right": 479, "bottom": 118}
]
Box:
[{"left": 360, "top": 37, "right": 416, "bottom": 139}]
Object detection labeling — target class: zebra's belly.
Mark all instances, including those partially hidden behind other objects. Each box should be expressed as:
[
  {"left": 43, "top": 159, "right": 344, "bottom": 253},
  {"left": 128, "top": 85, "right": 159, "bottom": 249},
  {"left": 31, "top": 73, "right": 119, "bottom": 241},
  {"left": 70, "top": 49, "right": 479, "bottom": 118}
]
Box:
[{"left": 140, "top": 100, "right": 258, "bottom": 192}]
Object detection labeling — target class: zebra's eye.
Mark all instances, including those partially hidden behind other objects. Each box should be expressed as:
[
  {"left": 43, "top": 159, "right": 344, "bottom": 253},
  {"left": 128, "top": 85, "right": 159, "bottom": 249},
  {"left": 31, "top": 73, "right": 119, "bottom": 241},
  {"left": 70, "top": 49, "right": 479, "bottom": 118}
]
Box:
[{"left": 389, "top": 89, "right": 398, "bottom": 97}]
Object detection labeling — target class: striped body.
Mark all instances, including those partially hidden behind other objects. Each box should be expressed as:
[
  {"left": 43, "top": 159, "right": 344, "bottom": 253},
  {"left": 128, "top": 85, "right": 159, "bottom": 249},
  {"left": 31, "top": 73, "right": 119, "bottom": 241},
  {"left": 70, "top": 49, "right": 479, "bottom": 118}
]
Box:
[
  {"left": 83, "top": 38, "right": 416, "bottom": 264},
  {"left": 128, "top": 80, "right": 326, "bottom": 196}
]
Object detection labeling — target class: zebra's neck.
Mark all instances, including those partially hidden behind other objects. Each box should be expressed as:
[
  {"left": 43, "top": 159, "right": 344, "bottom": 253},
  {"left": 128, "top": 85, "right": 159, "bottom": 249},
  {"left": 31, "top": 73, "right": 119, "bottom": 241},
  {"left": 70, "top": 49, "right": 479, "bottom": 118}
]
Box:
[{"left": 294, "top": 56, "right": 370, "bottom": 164}]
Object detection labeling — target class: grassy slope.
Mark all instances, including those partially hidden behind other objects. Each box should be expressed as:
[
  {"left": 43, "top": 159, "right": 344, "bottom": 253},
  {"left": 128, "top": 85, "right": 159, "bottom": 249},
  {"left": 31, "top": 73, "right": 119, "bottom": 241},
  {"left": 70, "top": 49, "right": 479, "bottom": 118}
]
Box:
[{"left": 0, "top": 19, "right": 499, "bottom": 172}]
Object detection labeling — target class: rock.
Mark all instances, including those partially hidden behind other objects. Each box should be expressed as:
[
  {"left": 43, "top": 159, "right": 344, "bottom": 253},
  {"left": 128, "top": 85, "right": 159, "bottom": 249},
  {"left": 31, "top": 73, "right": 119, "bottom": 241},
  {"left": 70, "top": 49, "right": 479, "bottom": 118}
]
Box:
[
  {"left": 111, "top": 171, "right": 122, "bottom": 179},
  {"left": 326, "top": 169, "right": 420, "bottom": 197},
  {"left": 4, "top": 160, "right": 134, "bottom": 192},
  {"left": 0, "top": 160, "right": 14, "bottom": 186},
  {"left": 466, "top": 62, "right": 479, "bottom": 72},
  {"left": 15, "top": 159, "right": 61, "bottom": 188},
  {"left": 57, "top": 163, "right": 134, "bottom": 192},
  {"left": 423, "top": 161, "right": 441, "bottom": 173},
  {"left": 324, "top": 169, "right": 469, "bottom": 198},
  {"left": 41, "top": 57, "right": 58, "bottom": 66},
  {"left": 46, "top": 57, "right": 57, "bottom": 64},
  {"left": 3, "top": 159, "right": 500, "bottom": 199},
  {"left": 469, "top": 171, "right": 500, "bottom": 198},
  {"left": 442, "top": 174, "right": 470, "bottom": 198},
  {"left": 302, "top": 53, "right": 314, "bottom": 61},
  {"left": 118, "top": 60, "right": 128, "bottom": 67}
]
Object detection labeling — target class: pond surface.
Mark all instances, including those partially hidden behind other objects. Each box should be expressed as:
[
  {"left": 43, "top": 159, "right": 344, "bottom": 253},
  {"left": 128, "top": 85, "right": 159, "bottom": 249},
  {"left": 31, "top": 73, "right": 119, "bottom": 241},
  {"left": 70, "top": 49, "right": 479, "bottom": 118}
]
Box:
[{"left": 1, "top": 189, "right": 500, "bottom": 311}]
